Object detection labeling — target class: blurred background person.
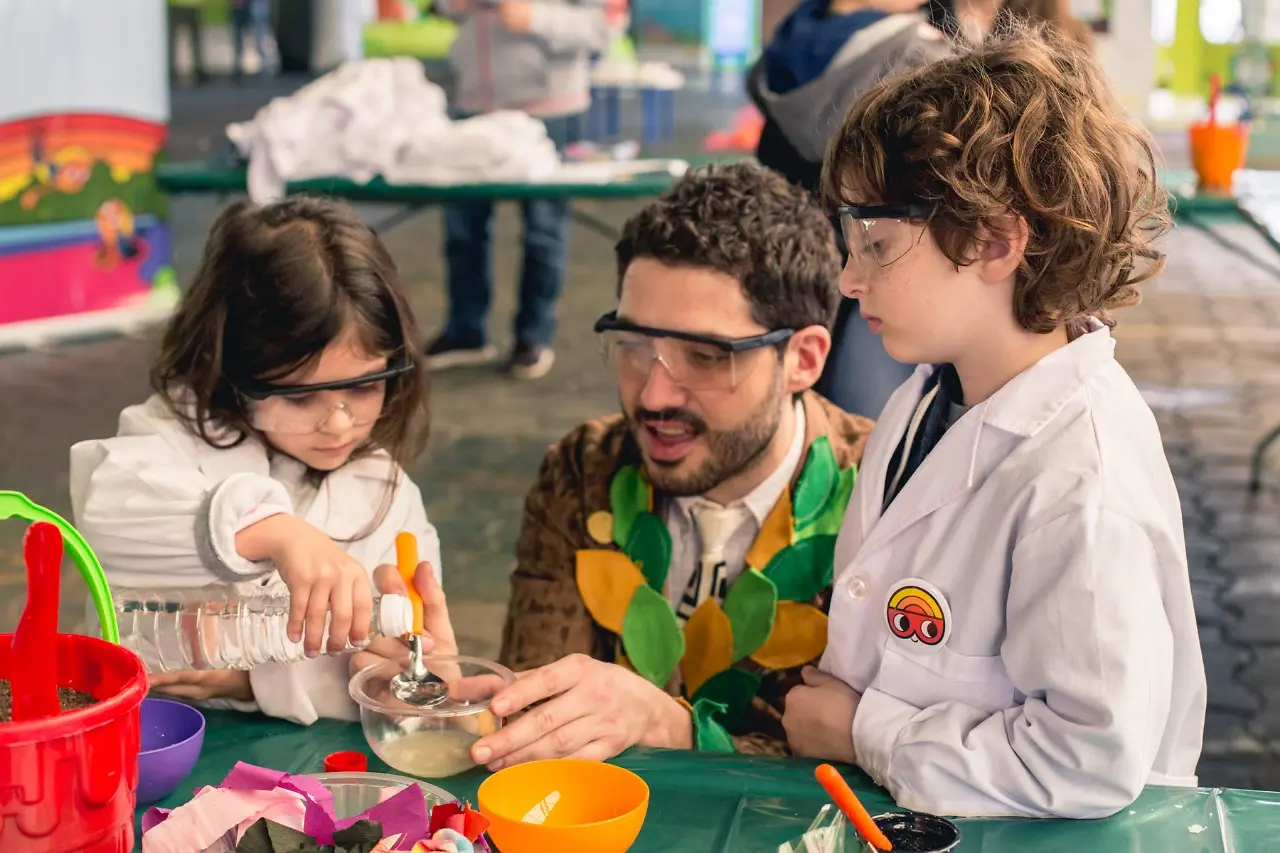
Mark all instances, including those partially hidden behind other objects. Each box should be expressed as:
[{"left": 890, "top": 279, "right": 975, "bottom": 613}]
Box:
[
  {"left": 426, "top": 0, "right": 609, "bottom": 381},
  {"left": 230, "top": 0, "right": 277, "bottom": 81},
  {"left": 749, "top": 0, "right": 953, "bottom": 419}
]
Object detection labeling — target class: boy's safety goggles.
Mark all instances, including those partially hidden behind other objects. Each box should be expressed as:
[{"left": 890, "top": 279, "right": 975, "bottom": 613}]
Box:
[
  {"left": 837, "top": 203, "right": 934, "bottom": 281},
  {"left": 237, "top": 362, "right": 413, "bottom": 434},
  {"left": 594, "top": 311, "right": 794, "bottom": 392}
]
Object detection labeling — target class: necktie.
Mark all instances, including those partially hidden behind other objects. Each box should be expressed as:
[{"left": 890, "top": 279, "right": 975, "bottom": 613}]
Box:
[{"left": 677, "top": 502, "right": 753, "bottom": 623}]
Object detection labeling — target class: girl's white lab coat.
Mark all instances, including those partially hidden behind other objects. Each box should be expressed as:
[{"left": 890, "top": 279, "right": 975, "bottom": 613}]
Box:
[
  {"left": 69, "top": 394, "right": 442, "bottom": 726},
  {"left": 822, "top": 324, "right": 1206, "bottom": 819}
]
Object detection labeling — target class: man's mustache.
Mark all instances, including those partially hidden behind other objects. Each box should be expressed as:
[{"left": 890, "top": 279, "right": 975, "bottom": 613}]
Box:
[{"left": 632, "top": 407, "right": 708, "bottom": 433}]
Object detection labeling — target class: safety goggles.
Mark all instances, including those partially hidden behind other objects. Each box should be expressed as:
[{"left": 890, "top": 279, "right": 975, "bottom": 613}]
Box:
[
  {"left": 837, "top": 203, "right": 934, "bottom": 281},
  {"left": 594, "top": 311, "right": 793, "bottom": 392},
  {"left": 237, "top": 362, "right": 413, "bottom": 435}
]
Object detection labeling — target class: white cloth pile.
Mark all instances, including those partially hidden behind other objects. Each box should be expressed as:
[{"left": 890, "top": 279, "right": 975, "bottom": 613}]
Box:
[{"left": 226, "top": 57, "right": 561, "bottom": 203}]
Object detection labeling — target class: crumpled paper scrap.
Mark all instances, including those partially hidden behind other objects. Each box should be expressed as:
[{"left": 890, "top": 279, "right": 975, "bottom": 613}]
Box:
[
  {"left": 236, "top": 817, "right": 385, "bottom": 853},
  {"left": 141, "top": 762, "right": 431, "bottom": 852}
]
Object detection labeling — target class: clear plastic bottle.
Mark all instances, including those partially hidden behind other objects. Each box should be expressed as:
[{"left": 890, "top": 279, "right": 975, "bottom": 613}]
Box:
[{"left": 112, "top": 585, "right": 414, "bottom": 672}]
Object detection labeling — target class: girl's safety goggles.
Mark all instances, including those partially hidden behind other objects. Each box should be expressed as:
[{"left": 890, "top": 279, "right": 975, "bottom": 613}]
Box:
[{"left": 237, "top": 362, "right": 413, "bottom": 434}]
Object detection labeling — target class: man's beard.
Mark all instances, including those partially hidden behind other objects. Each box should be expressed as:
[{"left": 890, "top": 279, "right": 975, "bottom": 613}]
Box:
[{"left": 624, "top": 376, "right": 787, "bottom": 497}]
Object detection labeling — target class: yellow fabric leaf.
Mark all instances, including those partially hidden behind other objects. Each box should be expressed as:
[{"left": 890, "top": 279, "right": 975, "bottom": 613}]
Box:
[
  {"left": 750, "top": 601, "right": 829, "bottom": 671},
  {"left": 680, "top": 598, "right": 735, "bottom": 698},
  {"left": 586, "top": 510, "right": 615, "bottom": 545},
  {"left": 576, "top": 549, "right": 646, "bottom": 634},
  {"left": 746, "top": 490, "right": 793, "bottom": 570}
]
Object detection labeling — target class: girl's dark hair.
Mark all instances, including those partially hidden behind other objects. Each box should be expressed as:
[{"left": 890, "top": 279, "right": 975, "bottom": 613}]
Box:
[{"left": 152, "top": 196, "right": 429, "bottom": 473}]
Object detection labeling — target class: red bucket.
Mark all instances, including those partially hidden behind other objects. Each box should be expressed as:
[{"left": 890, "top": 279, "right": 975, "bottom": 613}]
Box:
[{"left": 0, "top": 632, "right": 148, "bottom": 852}]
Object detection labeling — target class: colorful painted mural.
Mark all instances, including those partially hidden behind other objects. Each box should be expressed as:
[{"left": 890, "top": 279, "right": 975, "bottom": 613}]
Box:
[{"left": 0, "top": 0, "right": 174, "bottom": 344}]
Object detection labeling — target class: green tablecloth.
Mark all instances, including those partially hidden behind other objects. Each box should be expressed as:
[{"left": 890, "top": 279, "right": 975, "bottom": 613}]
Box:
[{"left": 135, "top": 712, "right": 1280, "bottom": 852}]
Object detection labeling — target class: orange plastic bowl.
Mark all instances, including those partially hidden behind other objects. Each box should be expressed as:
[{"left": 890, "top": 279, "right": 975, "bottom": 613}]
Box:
[{"left": 477, "top": 759, "right": 649, "bottom": 853}]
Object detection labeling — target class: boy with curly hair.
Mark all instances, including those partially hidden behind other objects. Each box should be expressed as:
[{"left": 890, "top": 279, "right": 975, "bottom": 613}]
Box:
[{"left": 782, "top": 26, "right": 1207, "bottom": 819}]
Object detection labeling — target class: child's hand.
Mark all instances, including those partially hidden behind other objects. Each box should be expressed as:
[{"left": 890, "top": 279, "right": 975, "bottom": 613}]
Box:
[
  {"left": 783, "top": 666, "right": 860, "bottom": 764},
  {"left": 349, "top": 559, "right": 458, "bottom": 677},
  {"left": 240, "top": 515, "right": 375, "bottom": 655},
  {"left": 150, "top": 669, "right": 254, "bottom": 702}
]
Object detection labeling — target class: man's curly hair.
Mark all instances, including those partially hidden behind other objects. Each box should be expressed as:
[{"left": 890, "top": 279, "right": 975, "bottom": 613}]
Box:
[
  {"left": 615, "top": 161, "right": 842, "bottom": 331},
  {"left": 821, "top": 23, "right": 1171, "bottom": 334}
]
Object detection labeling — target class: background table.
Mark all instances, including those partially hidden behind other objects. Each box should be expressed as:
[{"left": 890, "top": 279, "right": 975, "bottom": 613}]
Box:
[
  {"left": 156, "top": 159, "right": 701, "bottom": 241},
  {"left": 135, "top": 711, "right": 1280, "bottom": 852}
]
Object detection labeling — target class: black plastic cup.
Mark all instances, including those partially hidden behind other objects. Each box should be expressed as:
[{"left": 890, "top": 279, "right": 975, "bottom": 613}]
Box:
[{"left": 865, "top": 812, "right": 961, "bottom": 852}]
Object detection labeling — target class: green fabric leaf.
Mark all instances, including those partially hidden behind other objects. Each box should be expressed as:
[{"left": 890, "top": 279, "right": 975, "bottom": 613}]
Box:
[
  {"left": 624, "top": 510, "right": 672, "bottom": 591},
  {"left": 792, "top": 436, "right": 838, "bottom": 531},
  {"left": 796, "top": 465, "right": 856, "bottom": 541},
  {"left": 690, "top": 698, "right": 737, "bottom": 753},
  {"left": 621, "top": 583, "right": 685, "bottom": 687},
  {"left": 763, "top": 535, "right": 838, "bottom": 602},
  {"left": 721, "top": 568, "right": 778, "bottom": 661},
  {"left": 692, "top": 667, "right": 762, "bottom": 732},
  {"left": 609, "top": 465, "right": 648, "bottom": 546}
]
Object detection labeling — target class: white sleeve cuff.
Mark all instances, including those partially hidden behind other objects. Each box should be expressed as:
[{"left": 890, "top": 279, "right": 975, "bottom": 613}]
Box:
[
  {"left": 249, "top": 657, "right": 360, "bottom": 725},
  {"left": 853, "top": 687, "right": 919, "bottom": 791},
  {"left": 198, "top": 473, "right": 294, "bottom": 581}
]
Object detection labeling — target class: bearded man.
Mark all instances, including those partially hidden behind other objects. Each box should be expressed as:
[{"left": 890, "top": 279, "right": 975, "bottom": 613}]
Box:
[{"left": 468, "top": 163, "right": 874, "bottom": 770}]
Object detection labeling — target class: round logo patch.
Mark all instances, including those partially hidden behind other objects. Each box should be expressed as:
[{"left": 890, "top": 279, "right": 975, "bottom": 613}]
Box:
[{"left": 885, "top": 579, "right": 951, "bottom": 647}]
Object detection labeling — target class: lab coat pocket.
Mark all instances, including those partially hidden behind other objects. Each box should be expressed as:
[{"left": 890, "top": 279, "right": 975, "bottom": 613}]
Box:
[{"left": 872, "top": 639, "right": 1016, "bottom": 715}]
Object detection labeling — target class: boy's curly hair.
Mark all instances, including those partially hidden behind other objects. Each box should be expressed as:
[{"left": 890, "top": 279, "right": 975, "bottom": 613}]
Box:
[
  {"left": 821, "top": 23, "right": 1170, "bottom": 334},
  {"left": 616, "top": 161, "right": 842, "bottom": 331}
]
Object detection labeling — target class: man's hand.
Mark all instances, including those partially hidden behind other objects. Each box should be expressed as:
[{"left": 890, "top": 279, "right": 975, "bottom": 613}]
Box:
[
  {"left": 349, "top": 560, "right": 457, "bottom": 677},
  {"left": 469, "top": 654, "right": 692, "bottom": 770},
  {"left": 782, "top": 667, "right": 860, "bottom": 764},
  {"left": 498, "top": 1, "right": 534, "bottom": 33},
  {"left": 150, "top": 669, "right": 254, "bottom": 703}
]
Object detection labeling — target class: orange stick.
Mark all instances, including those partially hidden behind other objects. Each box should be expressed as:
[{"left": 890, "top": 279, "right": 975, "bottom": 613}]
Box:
[
  {"left": 395, "top": 531, "right": 424, "bottom": 635},
  {"left": 815, "top": 764, "right": 892, "bottom": 851}
]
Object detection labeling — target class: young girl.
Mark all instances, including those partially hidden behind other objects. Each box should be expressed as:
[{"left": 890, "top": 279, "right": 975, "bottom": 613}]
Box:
[{"left": 69, "top": 196, "right": 442, "bottom": 725}]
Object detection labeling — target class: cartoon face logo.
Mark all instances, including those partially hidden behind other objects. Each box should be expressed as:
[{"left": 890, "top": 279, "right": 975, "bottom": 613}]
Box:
[{"left": 886, "top": 584, "right": 948, "bottom": 646}]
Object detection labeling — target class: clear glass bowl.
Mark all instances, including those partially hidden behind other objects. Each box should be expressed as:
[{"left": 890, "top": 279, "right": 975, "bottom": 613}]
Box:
[
  {"left": 348, "top": 655, "right": 515, "bottom": 779},
  {"left": 309, "top": 770, "right": 457, "bottom": 818}
]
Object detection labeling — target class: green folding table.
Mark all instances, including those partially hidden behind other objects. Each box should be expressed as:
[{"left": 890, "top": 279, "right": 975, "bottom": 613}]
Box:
[
  {"left": 155, "top": 158, "right": 716, "bottom": 242},
  {"left": 134, "top": 711, "right": 1280, "bottom": 852}
]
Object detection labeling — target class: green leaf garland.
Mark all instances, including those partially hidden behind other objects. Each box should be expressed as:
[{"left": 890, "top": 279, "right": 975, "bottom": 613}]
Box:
[
  {"left": 692, "top": 667, "right": 762, "bottom": 732},
  {"left": 609, "top": 465, "right": 647, "bottom": 546},
  {"left": 763, "top": 535, "right": 838, "bottom": 602},
  {"left": 620, "top": 583, "right": 685, "bottom": 687},
  {"left": 792, "top": 437, "right": 838, "bottom": 531},
  {"left": 624, "top": 510, "right": 672, "bottom": 591},
  {"left": 721, "top": 568, "right": 777, "bottom": 662}
]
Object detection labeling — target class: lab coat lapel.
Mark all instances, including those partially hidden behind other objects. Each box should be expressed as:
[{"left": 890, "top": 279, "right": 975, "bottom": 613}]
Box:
[{"left": 861, "top": 395, "right": 984, "bottom": 556}]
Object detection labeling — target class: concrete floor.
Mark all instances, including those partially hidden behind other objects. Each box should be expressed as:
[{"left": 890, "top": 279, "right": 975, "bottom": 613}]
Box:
[{"left": 5, "top": 69, "right": 1280, "bottom": 790}]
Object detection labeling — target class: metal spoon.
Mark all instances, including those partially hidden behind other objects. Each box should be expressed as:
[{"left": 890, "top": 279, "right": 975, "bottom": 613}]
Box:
[{"left": 390, "top": 634, "right": 447, "bottom": 707}]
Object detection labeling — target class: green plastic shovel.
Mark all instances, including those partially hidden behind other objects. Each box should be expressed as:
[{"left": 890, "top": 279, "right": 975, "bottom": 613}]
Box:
[{"left": 0, "top": 491, "right": 118, "bottom": 643}]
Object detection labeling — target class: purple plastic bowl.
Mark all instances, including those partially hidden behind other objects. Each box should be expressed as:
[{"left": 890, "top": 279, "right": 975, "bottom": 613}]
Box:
[{"left": 136, "top": 697, "right": 206, "bottom": 805}]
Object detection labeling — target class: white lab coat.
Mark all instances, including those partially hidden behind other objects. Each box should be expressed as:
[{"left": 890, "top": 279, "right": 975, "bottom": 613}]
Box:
[
  {"left": 822, "top": 324, "right": 1206, "bottom": 819},
  {"left": 69, "top": 394, "right": 442, "bottom": 726}
]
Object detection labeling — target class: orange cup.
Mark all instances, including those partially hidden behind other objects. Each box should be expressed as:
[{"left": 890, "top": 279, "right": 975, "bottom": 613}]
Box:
[
  {"left": 477, "top": 759, "right": 649, "bottom": 853},
  {"left": 1189, "top": 121, "right": 1250, "bottom": 192}
]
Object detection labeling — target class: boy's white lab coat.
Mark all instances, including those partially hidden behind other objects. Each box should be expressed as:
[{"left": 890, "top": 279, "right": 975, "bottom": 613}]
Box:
[
  {"left": 822, "top": 324, "right": 1206, "bottom": 819},
  {"left": 69, "top": 394, "right": 442, "bottom": 726}
]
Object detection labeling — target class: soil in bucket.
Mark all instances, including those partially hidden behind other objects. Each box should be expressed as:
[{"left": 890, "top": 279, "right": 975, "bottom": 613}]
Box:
[{"left": 0, "top": 676, "right": 98, "bottom": 722}]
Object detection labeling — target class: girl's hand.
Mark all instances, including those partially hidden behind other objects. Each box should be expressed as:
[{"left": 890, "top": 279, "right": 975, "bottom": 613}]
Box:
[
  {"left": 150, "top": 669, "right": 254, "bottom": 702},
  {"left": 238, "top": 515, "right": 374, "bottom": 656},
  {"left": 349, "top": 560, "right": 457, "bottom": 677}
]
